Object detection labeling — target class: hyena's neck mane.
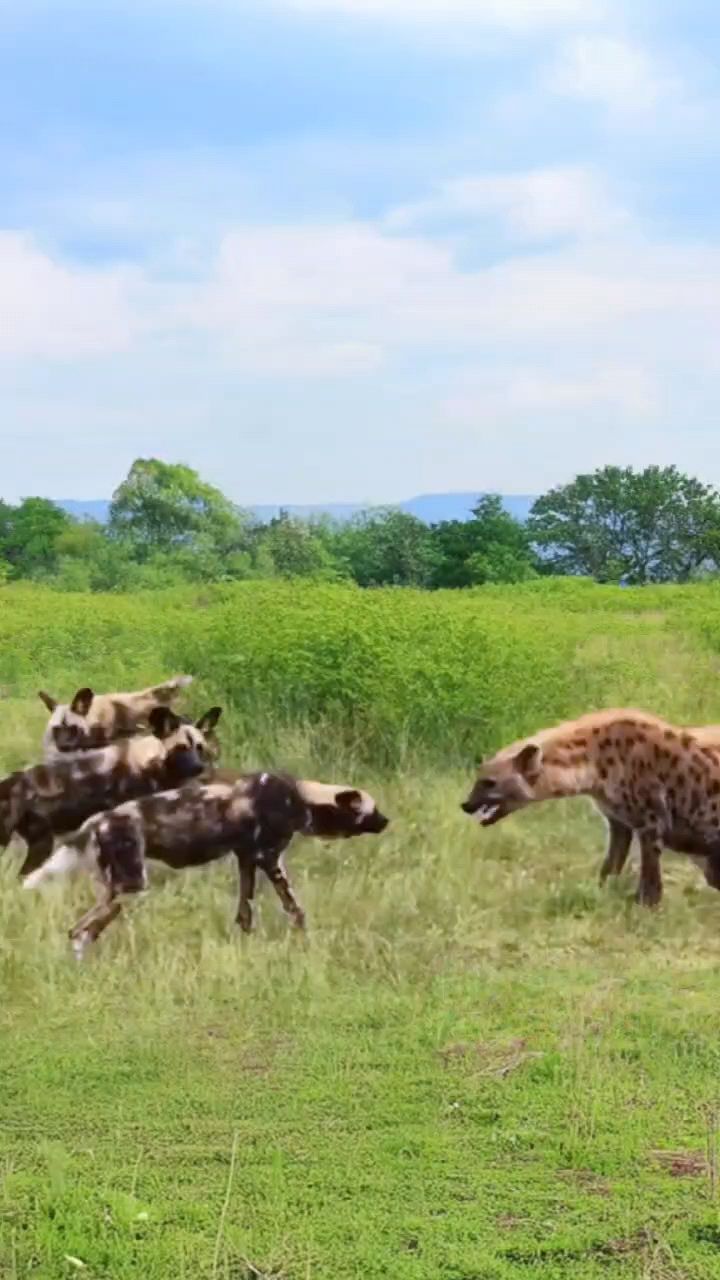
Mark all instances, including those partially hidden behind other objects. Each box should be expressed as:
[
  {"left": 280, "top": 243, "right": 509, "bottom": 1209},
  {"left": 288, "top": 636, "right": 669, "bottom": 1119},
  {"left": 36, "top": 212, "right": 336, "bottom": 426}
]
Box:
[{"left": 531, "top": 730, "right": 599, "bottom": 801}]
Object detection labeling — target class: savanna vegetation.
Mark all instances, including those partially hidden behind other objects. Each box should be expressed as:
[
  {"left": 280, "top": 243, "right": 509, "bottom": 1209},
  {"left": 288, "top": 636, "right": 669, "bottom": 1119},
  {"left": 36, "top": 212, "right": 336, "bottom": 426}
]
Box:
[
  {"left": 4, "top": 458, "right": 720, "bottom": 594},
  {"left": 4, "top": 578, "right": 720, "bottom": 1277}
]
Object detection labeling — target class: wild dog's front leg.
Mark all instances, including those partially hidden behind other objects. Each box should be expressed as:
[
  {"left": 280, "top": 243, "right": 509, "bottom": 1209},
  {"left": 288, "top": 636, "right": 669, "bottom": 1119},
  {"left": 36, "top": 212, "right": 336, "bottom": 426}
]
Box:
[
  {"left": 69, "top": 898, "right": 124, "bottom": 961},
  {"left": 636, "top": 827, "right": 664, "bottom": 907},
  {"left": 261, "top": 850, "right": 306, "bottom": 930},
  {"left": 236, "top": 856, "right": 256, "bottom": 934},
  {"left": 599, "top": 818, "right": 633, "bottom": 884}
]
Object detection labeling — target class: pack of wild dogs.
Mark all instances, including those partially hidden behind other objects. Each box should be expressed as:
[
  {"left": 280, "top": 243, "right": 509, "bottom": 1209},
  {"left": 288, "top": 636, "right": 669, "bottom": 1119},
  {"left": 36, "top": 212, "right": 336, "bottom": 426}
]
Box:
[{"left": 4, "top": 675, "right": 720, "bottom": 959}]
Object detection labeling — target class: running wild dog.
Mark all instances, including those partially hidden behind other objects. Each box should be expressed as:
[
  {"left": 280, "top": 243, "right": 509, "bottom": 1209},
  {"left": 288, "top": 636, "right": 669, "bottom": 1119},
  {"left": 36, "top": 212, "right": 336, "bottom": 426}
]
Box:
[
  {"left": 461, "top": 709, "right": 720, "bottom": 907},
  {"left": 39, "top": 675, "right": 194, "bottom": 761},
  {"left": 2, "top": 705, "right": 222, "bottom": 878},
  {"left": 24, "top": 771, "right": 390, "bottom": 957}
]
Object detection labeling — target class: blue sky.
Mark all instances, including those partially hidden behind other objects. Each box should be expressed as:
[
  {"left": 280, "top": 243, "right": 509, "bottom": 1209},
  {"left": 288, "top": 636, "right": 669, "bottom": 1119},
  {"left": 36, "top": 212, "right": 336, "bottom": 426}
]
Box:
[{"left": 2, "top": 0, "right": 720, "bottom": 503}]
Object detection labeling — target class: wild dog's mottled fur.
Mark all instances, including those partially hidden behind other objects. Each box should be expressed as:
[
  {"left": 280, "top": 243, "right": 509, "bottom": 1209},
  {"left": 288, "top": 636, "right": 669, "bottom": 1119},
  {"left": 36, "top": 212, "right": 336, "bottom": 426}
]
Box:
[
  {"left": 39, "top": 675, "right": 194, "bottom": 761},
  {"left": 461, "top": 709, "right": 720, "bottom": 907},
  {"left": 3, "top": 706, "right": 222, "bottom": 877},
  {"left": 24, "top": 770, "right": 389, "bottom": 955}
]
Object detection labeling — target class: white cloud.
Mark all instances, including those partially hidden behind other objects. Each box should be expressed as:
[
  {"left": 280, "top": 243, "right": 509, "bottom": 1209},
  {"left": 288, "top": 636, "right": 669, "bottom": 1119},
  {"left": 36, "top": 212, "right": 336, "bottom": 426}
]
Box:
[
  {"left": 0, "top": 232, "right": 140, "bottom": 359},
  {"left": 385, "top": 166, "right": 627, "bottom": 242},
  {"left": 444, "top": 365, "right": 660, "bottom": 425},
  {"left": 280, "top": 0, "right": 604, "bottom": 25},
  {"left": 549, "top": 36, "right": 683, "bottom": 119}
]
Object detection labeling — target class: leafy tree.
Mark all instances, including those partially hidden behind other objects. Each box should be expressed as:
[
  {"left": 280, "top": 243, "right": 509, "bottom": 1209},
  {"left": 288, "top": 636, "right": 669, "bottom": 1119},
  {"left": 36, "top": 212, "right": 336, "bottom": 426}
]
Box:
[
  {"left": 432, "top": 495, "right": 536, "bottom": 587},
  {"left": 259, "top": 511, "right": 344, "bottom": 580},
  {"left": 337, "top": 508, "right": 440, "bottom": 587},
  {"left": 108, "top": 458, "right": 249, "bottom": 558},
  {"left": 528, "top": 465, "right": 720, "bottom": 583},
  {"left": 0, "top": 497, "right": 72, "bottom": 578}
]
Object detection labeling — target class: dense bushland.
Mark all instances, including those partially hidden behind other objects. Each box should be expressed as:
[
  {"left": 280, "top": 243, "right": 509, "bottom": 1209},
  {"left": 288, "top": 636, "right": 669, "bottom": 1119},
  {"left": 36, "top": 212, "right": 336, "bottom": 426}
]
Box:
[{"left": 4, "top": 576, "right": 720, "bottom": 768}]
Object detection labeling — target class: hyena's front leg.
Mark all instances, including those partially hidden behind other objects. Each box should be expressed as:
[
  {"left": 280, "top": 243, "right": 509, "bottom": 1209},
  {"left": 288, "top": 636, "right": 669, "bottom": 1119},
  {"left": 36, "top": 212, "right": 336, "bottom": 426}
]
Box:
[
  {"left": 599, "top": 818, "right": 633, "bottom": 884},
  {"left": 261, "top": 850, "right": 306, "bottom": 931},
  {"left": 636, "top": 827, "right": 664, "bottom": 908},
  {"left": 69, "top": 898, "right": 124, "bottom": 961},
  {"left": 235, "top": 855, "right": 256, "bottom": 934}
]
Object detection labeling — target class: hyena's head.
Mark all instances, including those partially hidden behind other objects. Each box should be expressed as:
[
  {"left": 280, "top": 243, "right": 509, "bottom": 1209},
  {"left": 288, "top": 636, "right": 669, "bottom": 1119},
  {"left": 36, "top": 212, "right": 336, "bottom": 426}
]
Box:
[
  {"left": 461, "top": 742, "right": 543, "bottom": 828},
  {"left": 148, "top": 706, "right": 223, "bottom": 783},
  {"left": 95, "top": 812, "right": 148, "bottom": 896},
  {"left": 298, "top": 780, "right": 390, "bottom": 839},
  {"left": 39, "top": 688, "right": 105, "bottom": 759}
]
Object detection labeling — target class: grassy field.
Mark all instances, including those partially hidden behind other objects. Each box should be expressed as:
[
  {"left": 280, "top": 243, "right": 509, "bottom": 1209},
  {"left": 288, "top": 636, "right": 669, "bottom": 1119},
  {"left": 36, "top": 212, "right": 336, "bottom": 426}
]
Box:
[{"left": 3, "top": 581, "right": 720, "bottom": 1278}]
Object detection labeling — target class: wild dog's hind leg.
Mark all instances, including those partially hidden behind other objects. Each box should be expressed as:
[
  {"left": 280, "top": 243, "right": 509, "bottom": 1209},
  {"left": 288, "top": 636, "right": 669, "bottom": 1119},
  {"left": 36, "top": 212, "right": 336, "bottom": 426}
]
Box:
[
  {"left": 16, "top": 815, "right": 54, "bottom": 878},
  {"left": 69, "top": 898, "right": 124, "bottom": 961},
  {"left": 236, "top": 856, "right": 256, "bottom": 934},
  {"left": 599, "top": 818, "right": 633, "bottom": 884},
  {"left": 261, "top": 851, "right": 306, "bottom": 931}
]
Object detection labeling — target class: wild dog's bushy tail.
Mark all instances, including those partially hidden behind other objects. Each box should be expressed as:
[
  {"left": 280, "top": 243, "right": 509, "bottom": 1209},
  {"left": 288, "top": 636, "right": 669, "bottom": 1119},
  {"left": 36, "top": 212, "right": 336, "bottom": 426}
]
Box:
[{"left": 150, "top": 674, "right": 194, "bottom": 702}]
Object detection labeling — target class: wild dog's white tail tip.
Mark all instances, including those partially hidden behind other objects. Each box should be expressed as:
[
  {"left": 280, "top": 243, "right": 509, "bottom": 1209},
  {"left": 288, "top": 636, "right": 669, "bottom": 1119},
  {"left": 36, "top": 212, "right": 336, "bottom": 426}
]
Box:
[
  {"left": 172, "top": 675, "right": 193, "bottom": 689},
  {"left": 23, "top": 844, "right": 80, "bottom": 889}
]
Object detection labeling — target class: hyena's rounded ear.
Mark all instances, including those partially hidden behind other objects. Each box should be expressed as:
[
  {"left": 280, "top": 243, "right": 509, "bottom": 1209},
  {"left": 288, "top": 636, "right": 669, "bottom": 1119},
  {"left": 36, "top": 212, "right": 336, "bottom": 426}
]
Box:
[
  {"left": 38, "top": 690, "right": 58, "bottom": 713},
  {"left": 336, "top": 788, "right": 363, "bottom": 812},
  {"left": 513, "top": 743, "right": 543, "bottom": 781},
  {"left": 148, "top": 707, "right": 181, "bottom": 739},
  {"left": 70, "top": 688, "right": 94, "bottom": 717},
  {"left": 195, "top": 706, "right": 223, "bottom": 733}
]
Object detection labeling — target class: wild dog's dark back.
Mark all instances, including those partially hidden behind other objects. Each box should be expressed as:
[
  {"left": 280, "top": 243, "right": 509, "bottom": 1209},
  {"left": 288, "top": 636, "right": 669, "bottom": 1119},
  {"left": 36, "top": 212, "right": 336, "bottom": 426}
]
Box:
[{"left": 0, "top": 707, "right": 222, "bottom": 858}]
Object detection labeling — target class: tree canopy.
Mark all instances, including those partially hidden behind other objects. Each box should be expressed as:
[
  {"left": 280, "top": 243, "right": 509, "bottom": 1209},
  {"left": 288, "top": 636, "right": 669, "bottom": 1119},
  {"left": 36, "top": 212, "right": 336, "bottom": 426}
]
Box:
[
  {"left": 528, "top": 465, "right": 720, "bottom": 584},
  {"left": 4, "top": 459, "right": 720, "bottom": 593}
]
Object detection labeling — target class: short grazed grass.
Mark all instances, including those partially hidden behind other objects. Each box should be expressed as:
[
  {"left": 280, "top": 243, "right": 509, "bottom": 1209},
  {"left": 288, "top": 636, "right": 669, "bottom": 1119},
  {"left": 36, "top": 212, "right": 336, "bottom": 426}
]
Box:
[{"left": 3, "top": 582, "right": 720, "bottom": 1277}]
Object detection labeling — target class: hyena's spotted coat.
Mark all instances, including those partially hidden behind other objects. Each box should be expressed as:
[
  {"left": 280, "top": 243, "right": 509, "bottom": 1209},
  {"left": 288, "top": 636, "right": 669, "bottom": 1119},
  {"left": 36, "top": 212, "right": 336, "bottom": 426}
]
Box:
[{"left": 461, "top": 709, "right": 720, "bottom": 906}]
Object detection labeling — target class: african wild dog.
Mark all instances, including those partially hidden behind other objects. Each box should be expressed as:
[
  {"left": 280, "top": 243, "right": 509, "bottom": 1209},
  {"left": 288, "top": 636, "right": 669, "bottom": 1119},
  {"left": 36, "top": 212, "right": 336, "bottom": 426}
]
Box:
[
  {"left": 23, "top": 770, "right": 390, "bottom": 957},
  {"left": 39, "top": 675, "right": 194, "bottom": 761},
  {"left": 461, "top": 709, "right": 720, "bottom": 908},
  {"left": 2, "top": 705, "right": 222, "bottom": 878}
]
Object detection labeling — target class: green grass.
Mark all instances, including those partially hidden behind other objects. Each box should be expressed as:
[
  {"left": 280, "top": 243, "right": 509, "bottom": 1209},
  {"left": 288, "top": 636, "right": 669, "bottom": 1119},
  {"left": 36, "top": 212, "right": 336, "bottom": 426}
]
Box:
[{"left": 3, "top": 582, "right": 720, "bottom": 1276}]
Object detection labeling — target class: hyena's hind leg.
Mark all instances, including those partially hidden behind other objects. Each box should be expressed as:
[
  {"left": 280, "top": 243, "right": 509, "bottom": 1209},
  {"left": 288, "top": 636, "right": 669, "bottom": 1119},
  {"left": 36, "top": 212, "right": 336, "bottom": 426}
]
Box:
[{"left": 599, "top": 818, "right": 633, "bottom": 885}]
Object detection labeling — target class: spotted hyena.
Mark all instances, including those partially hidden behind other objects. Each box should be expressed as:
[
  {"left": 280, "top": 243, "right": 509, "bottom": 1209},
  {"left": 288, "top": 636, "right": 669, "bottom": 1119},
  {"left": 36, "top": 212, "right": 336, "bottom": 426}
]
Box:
[
  {"left": 24, "top": 770, "right": 390, "bottom": 957},
  {"left": 460, "top": 709, "right": 720, "bottom": 907},
  {"left": 1, "top": 706, "right": 222, "bottom": 877},
  {"left": 38, "top": 675, "right": 194, "bottom": 761}
]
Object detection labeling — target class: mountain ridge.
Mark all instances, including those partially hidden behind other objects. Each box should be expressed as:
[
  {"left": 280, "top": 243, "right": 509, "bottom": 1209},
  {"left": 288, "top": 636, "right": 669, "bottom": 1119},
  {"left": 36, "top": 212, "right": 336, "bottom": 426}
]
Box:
[{"left": 56, "top": 493, "right": 537, "bottom": 525}]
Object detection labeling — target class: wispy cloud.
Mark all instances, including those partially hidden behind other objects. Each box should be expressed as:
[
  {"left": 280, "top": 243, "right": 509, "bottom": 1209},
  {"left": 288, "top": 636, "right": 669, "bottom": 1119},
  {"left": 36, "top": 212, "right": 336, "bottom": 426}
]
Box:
[
  {"left": 384, "top": 165, "right": 628, "bottom": 242},
  {"left": 279, "top": 0, "right": 605, "bottom": 27},
  {"left": 548, "top": 35, "right": 687, "bottom": 120}
]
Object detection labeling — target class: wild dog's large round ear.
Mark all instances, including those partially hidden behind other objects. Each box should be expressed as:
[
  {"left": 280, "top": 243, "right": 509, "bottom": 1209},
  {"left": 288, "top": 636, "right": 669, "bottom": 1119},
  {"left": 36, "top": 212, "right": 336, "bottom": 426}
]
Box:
[
  {"left": 513, "top": 742, "right": 543, "bottom": 781},
  {"left": 195, "top": 706, "right": 223, "bottom": 733},
  {"left": 148, "top": 707, "right": 182, "bottom": 739},
  {"left": 38, "top": 690, "right": 58, "bottom": 712},
  {"left": 336, "top": 789, "right": 363, "bottom": 812},
  {"left": 70, "top": 688, "right": 94, "bottom": 717}
]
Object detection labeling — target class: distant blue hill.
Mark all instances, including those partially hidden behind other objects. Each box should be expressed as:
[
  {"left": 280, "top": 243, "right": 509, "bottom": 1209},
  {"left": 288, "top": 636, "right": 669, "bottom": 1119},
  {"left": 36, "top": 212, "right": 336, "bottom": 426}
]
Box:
[{"left": 57, "top": 493, "right": 537, "bottom": 526}]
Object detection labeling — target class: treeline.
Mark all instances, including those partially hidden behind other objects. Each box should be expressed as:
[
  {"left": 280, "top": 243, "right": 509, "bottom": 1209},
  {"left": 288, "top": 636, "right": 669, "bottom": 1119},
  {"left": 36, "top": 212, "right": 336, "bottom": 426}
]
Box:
[{"left": 2, "top": 459, "right": 720, "bottom": 592}]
